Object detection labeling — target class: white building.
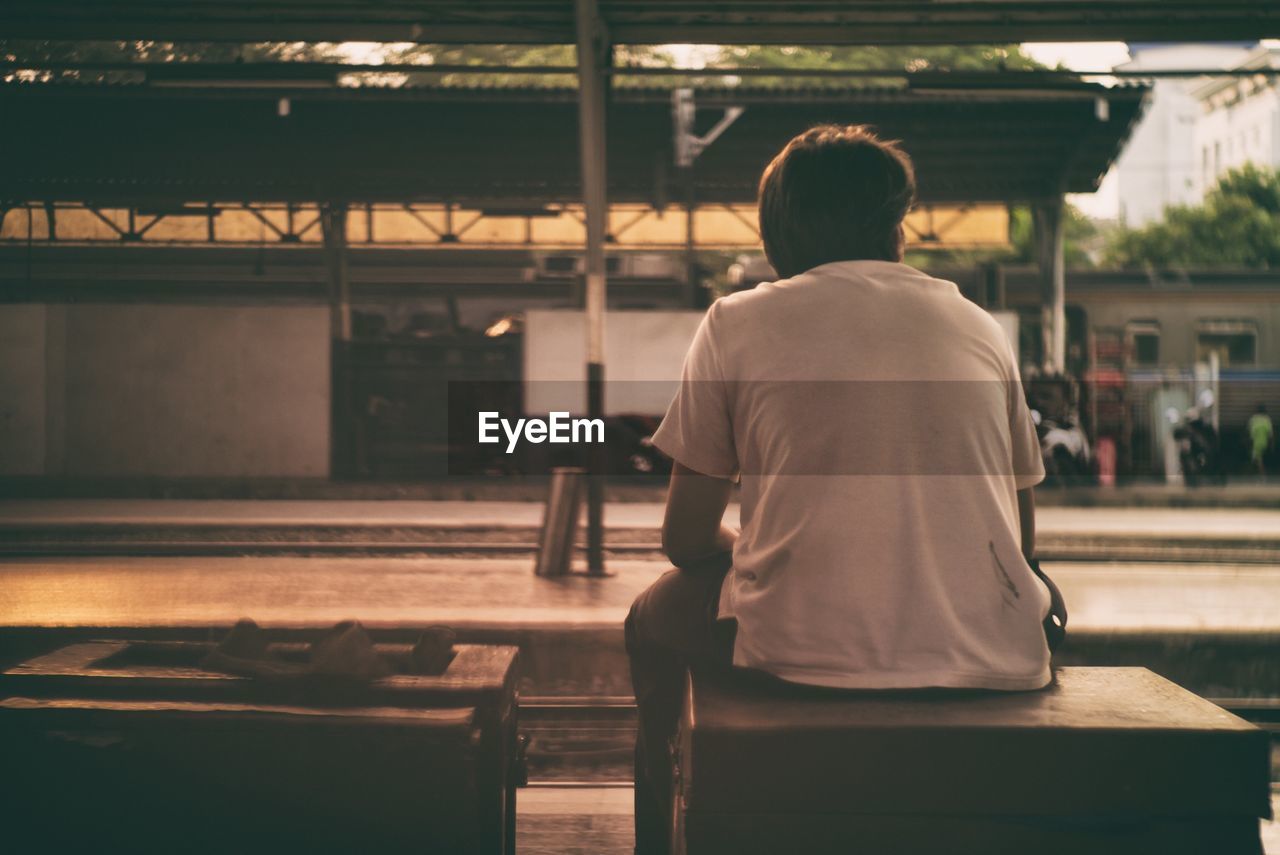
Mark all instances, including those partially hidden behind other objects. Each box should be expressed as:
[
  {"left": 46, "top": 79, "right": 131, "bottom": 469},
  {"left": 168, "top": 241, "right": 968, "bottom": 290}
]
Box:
[
  {"left": 1189, "top": 44, "right": 1280, "bottom": 199},
  {"left": 1111, "top": 43, "right": 1257, "bottom": 226}
]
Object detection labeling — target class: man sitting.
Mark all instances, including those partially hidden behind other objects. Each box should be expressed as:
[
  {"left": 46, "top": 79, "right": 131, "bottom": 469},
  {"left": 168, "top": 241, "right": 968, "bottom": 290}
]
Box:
[{"left": 625, "top": 125, "right": 1051, "bottom": 854}]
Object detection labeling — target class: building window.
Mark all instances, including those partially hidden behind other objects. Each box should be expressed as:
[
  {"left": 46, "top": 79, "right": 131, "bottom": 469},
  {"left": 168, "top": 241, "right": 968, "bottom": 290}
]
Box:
[
  {"left": 1196, "top": 321, "right": 1257, "bottom": 368},
  {"left": 1126, "top": 321, "right": 1160, "bottom": 367}
]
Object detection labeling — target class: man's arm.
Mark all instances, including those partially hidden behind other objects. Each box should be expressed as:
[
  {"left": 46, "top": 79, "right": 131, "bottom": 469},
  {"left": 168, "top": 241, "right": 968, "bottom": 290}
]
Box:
[
  {"left": 1017, "top": 487, "right": 1036, "bottom": 561},
  {"left": 662, "top": 461, "right": 738, "bottom": 568}
]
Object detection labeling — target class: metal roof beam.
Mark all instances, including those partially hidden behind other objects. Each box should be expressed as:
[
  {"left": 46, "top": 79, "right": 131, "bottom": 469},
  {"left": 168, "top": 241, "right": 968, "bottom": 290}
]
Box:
[
  {"left": 0, "top": 1, "right": 1277, "bottom": 45},
  {"left": 1, "top": 61, "right": 1275, "bottom": 82}
]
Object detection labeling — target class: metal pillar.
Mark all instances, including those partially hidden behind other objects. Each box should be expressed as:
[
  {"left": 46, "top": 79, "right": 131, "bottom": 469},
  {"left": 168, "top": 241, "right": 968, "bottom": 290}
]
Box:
[
  {"left": 1033, "top": 198, "right": 1066, "bottom": 374},
  {"left": 321, "top": 203, "right": 351, "bottom": 341},
  {"left": 682, "top": 182, "right": 699, "bottom": 307},
  {"left": 575, "top": 0, "right": 609, "bottom": 575},
  {"left": 978, "top": 261, "right": 1006, "bottom": 310},
  {"left": 321, "top": 202, "right": 353, "bottom": 477},
  {"left": 672, "top": 89, "right": 742, "bottom": 308}
]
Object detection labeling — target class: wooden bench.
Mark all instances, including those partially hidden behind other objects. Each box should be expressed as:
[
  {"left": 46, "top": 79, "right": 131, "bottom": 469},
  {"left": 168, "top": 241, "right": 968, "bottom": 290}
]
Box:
[
  {"left": 1, "top": 696, "right": 483, "bottom": 853},
  {"left": 1, "top": 639, "right": 521, "bottom": 854},
  {"left": 673, "top": 667, "right": 1271, "bottom": 855}
]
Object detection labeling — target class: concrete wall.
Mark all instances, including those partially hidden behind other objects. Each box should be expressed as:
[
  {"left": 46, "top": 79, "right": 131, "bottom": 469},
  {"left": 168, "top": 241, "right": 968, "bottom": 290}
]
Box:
[
  {"left": 0, "top": 304, "right": 330, "bottom": 478},
  {"left": 0, "top": 305, "right": 49, "bottom": 475},
  {"left": 524, "top": 309, "right": 705, "bottom": 416}
]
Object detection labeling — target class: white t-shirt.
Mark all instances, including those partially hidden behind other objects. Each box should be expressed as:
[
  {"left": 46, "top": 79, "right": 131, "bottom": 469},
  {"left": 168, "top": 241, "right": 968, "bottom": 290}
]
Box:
[{"left": 651, "top": 259, "right": 1050, "bottom": 691}]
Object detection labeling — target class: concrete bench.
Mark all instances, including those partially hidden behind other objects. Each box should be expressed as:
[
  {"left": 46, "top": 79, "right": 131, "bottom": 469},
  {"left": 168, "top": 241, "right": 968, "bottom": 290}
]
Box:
[{"left": 673, "top": 667, "right": 1271, "bottom": 855}]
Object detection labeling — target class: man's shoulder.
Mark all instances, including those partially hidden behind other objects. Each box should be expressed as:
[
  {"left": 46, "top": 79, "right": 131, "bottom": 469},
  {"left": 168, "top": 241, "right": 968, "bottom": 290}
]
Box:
[
  {"left": 703, "top": 280, "right": 787, "bottom": 325},
  {"left": 710, "top": 266, "right": 833, "bottom": 312}
]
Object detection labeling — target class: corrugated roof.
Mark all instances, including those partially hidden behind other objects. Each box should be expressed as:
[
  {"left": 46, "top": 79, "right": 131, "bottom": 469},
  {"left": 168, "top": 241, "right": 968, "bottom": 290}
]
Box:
[
  {"left": 0, "top": 75, "right": 1148, "bottom": 101},
  {"left": 2, "top": 1, "right": 1277, "bottom": 45},
  {"left": 0, "top": 76, "right": 1148, "bottom": 205}
]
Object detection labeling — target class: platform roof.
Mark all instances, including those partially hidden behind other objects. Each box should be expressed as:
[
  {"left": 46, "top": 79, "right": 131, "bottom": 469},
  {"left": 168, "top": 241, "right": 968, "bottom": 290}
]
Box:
[
  {"left": 2, "top": 1, "right": 1278, "bottom": 44},
  {"left": 0, "top": 80, "right": 1147, "bottom": 207}
]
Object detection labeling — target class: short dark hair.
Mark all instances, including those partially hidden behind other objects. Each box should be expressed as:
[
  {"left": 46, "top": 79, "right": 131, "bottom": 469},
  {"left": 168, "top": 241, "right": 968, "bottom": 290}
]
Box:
[{"left": 757, "top": 124, "right": 917, "bottom": 278}]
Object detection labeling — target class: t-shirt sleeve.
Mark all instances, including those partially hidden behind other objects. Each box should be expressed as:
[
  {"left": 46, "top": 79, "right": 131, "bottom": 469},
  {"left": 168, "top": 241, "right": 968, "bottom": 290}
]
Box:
[
  {"left": 650, "top": 304, "right": 738, "bottom": 479},
  {"left": 1007, "top": 347, "right": 1046, "bottom": 490}
]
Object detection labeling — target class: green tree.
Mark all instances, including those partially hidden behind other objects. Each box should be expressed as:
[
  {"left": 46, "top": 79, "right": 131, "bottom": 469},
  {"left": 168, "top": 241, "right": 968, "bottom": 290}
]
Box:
[
  {"left": 4, "top": 39, "right": 1044, "bottom": 90},
  {"left": 712, "top": 43, "right": 1044, "bottom": 88},
  {"left": 1005, "top": 204, "right": 1100, "bottom": 268},
  {"left": 377, "top": 43, "right": 686, "bottom": 88},
  {"left": 1, "top": 39, "right": 342, "bottom": 83},
  {"left": 1103, "top": 164, "right": 1280, "bottom": 269},
  {"left": 900, "top": 204, "right": 1098, "bottom": 270}
]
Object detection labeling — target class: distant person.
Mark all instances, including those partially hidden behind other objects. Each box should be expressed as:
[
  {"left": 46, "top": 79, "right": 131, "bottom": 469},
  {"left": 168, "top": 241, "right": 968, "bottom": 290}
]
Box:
[
  {"left": 624, "top": 125, "right": 1064, "bottom": 854},
  {"left": 1248, "top": 404, "right": 1274, "bottom": 476}
]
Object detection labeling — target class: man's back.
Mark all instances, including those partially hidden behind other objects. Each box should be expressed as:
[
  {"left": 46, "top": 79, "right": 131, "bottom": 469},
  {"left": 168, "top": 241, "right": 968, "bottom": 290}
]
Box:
[
  {"left": 652, "top": 259, "right": 1050, "bottom": 689},
  {"left": 630, "top": 125, "right": 1049, "bottom": 853}
]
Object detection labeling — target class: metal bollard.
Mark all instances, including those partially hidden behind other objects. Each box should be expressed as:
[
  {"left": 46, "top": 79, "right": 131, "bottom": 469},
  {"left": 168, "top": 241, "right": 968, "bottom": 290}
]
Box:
[{"left": 535, "top": 467, "right": 585, "bottom": 577}]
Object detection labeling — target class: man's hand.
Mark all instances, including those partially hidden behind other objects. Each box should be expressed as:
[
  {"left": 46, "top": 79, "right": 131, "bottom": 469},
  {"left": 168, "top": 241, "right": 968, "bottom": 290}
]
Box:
[{"left": 662, "top": 461, "right": 738, "bottom": 569}]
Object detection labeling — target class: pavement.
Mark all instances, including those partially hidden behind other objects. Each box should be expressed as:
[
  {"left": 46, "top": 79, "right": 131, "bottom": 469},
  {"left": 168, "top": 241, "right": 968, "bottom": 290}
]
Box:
[{"left": 2, "top": 555, "right": 1277, "bottom": 633}]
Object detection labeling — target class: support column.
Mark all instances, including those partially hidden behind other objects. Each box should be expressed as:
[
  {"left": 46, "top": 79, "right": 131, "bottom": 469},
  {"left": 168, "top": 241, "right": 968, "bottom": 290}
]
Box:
[
  {"left": 321, "top": 202, "right": 353, "bottom": 478},
  {"left": 683, "top": 186, "right": 699, "bottom": 308},
  {"left": 1033, "top": 198, "right": 1066, "bottom": 374},
  {"left": 575, "top": 0, "right": 609, "bottom": 575}
]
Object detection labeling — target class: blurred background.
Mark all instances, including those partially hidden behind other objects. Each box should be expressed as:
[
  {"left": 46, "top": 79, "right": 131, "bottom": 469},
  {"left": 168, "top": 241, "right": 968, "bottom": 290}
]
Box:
[
  {"left": 2, "top": 36, "right": 1279, "bottom": 487},
  {"left": 2, "top": 5, "right": 1280, "bottom": 851}
]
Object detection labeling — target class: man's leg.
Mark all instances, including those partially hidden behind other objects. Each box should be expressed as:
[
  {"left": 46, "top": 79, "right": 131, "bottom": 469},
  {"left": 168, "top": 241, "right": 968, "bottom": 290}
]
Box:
[{"left": 625, "top": 563, "right": 735, "bottom": 855}]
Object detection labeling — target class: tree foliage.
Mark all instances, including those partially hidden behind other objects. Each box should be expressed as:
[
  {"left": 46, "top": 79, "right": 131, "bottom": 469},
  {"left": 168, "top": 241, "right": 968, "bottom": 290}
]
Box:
[
  {"left": 712, "top": 44, "right": 1043, "bottom": 88},
  {"left": 381, "top": 43, "right": 684, "bottom": 88},
  {"left": 899, "top": 204, "right": 1097, "bottom": 270},
  {"left": 1103, "top": 164, "right": 1280, "bottom": 269},
  {"left": 1, "top": 40, "right": 341, "bottom": 83},
  {"left": 5, "top": 39, "right": 1044, "bottom": 89},
  {"left": 1006, "top": 205, "right": 1100, "bottom": 268}
]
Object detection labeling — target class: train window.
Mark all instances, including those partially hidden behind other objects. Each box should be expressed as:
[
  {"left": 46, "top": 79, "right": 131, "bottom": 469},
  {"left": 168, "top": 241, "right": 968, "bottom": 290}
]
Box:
[
  {"left": 1125, "top": 321, "right": 1160, "bottom": 367},
  {"left": 1133, "top": 333, "right": 1160, "bottom": 366},
  {"left": 1196, "top": 322, "right": 1257, "bottom": 367}
]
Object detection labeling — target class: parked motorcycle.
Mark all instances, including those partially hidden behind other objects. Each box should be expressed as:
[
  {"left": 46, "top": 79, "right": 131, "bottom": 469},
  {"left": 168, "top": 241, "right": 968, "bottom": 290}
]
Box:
[
  {"left": 1168, "top": 395, "right": 1223, "bottom": 486},
  {"left": 1031, "top": 409, "right": 1093, "bottom": 485}
]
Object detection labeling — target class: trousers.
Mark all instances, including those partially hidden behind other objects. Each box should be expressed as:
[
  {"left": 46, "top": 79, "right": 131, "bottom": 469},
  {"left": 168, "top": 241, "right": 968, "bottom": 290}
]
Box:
[{"left": 624, "top": 560, "right": 736, "bottom": 855}]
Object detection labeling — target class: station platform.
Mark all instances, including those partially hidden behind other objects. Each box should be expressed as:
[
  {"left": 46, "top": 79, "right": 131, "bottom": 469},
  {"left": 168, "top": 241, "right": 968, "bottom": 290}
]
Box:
[
  {"left": 4, "top": 498, "right": 1279, "bottom": 533},
  {"left": 2, "top": 555, "right": 1278, "bottom": 700},
  {"left": 2, "top": 554, "right": 1279, "bottom": 632}
]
